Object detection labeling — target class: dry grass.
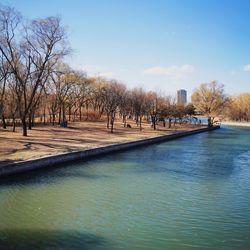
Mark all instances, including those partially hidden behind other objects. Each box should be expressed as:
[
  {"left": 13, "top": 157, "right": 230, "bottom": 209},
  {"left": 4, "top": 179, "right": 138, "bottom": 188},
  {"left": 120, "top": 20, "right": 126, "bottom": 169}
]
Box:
[{"left": 0, "top": 119, "right": 205, "bottom": 166}]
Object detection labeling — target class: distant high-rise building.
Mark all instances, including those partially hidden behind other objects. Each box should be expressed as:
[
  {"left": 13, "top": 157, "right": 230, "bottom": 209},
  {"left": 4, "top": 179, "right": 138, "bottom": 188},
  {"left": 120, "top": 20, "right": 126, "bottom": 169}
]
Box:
[{"left": 177, "top": 89, "right": 187, "bottom": 105}]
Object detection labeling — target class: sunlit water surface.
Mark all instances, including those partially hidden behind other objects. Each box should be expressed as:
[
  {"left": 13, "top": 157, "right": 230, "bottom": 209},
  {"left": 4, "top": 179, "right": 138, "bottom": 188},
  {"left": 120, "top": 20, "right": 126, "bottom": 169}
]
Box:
[{"left": 0, "top": 126, "right": 250, "bottom": 249}]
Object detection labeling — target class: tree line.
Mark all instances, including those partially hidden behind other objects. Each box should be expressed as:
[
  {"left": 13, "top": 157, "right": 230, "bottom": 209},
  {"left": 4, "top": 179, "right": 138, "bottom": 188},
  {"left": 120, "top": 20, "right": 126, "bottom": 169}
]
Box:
[
  {"left": 0, "top": 60, "right": 197, "bottom": 135},
  {"left": 2, "top": 5, "right": 245, "bottom": 137},
  {"left": 0, "top": 5, "right": 200, "bottom": 136},
  {"left": 226, "top": 93, "right": 250, "bottom": 122}
]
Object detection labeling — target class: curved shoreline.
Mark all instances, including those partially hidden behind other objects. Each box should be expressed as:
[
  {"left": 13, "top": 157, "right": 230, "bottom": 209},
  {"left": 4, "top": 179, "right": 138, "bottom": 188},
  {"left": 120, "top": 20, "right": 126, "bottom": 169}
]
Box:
[
  {"left": 222, "top": 121, "right": 250, "bottom": 127},
  {"left": 0, "top": 126, "right": 220, "bottom": 177}
]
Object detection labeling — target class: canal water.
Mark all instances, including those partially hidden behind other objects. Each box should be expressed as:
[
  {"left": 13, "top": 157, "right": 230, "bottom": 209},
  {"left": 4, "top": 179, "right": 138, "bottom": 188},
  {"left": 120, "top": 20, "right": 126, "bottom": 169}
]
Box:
[{"left": 0, "top": 126, "right": 250, "bottom": 249}]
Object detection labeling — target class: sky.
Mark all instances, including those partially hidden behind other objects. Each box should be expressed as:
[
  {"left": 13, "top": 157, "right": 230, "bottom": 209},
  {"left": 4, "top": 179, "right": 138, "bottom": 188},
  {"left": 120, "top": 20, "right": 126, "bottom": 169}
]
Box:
[{"left": 1, "top": 0, "right": 250, "bottom": 99}]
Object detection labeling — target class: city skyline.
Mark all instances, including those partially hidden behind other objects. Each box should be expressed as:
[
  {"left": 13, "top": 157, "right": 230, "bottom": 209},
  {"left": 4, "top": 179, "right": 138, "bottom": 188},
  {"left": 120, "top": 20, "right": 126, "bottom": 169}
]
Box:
[{"left": 2, "top": 0, "right": 250, "bottom": 96}]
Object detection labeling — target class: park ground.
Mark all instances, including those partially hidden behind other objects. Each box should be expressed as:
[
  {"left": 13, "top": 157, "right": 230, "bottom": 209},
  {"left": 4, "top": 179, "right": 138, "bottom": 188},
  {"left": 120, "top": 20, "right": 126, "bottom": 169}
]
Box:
[{"left": 0, "top": 119, "right": 205, "bottom": 167}]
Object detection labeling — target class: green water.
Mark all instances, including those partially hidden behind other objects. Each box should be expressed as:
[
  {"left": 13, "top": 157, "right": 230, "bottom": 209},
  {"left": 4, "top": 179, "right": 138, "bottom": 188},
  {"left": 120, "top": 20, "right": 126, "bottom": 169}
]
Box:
[{"left": 0, "top": 126, "right": 250, "bottom": 249}]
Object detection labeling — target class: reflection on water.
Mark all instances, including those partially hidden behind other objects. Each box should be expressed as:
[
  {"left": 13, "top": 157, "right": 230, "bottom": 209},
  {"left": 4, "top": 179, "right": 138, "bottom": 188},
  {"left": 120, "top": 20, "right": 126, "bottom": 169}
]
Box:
[
  {"left": 0, "top": 126, "right": 250, "bottom": 249},
  {"left": 0, "top": 229, "right": 106, "bottom": 250}
]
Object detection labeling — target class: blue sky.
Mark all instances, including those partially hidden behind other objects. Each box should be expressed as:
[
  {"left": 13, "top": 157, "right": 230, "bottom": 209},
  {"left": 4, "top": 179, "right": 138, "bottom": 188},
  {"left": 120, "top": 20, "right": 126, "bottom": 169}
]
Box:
[{"left": 1, "top": 0, "right": 250, "bottom": 98}]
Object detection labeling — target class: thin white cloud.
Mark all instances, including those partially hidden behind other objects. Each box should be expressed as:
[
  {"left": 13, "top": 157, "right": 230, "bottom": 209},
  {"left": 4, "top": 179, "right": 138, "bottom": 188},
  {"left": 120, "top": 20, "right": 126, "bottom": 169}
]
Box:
[
  {"left": 243, "top": 64, "right": 250, "bottom": 72},
  {"left": 230, "top": 70, "right": 237, "bottom": 76},
  {"left": 99, "top": 71, "right": 114, "bottom": 78},
  {"left": 81, "top": 65, "right": 114, "bottom": 78},
  {"left": 144, "top": 64, "right": 195, "bottom": 79},
  {"left": 82, "top": 64, "right": 103, "bottom": 72}
]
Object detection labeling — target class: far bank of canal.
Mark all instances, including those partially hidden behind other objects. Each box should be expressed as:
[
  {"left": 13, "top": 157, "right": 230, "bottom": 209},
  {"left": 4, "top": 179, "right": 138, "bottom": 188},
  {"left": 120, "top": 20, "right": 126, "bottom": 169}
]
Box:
[{"left": 0, "top": 125, "right": 250, "bottom": 249}]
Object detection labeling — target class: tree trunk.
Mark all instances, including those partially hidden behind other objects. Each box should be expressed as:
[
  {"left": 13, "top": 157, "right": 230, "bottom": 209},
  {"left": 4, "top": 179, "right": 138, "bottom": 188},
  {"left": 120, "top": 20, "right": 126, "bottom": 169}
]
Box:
[
  {"left": 28, "top": 113, "right": 32, "bottom": 130},
  {"left": 110, "top": 113, "right": 115, "bottom": 133},
  {"left": 22, "top": 117, "right": 27, "bottom": 136},
  {"left": 98, "top": 105, "right": 104, "bottom": 119},
  {"left": 111, "top": 120, "right": 114, "bottom": 133},
  {"left": 152, "top": 115, "right": 156, "bottom": 130},
  {"left": 2, "top": 115, "right": 6, "bottom": 129},
  {"left": 107, "top": 113, "right": 110, "bottom": 129},
  {"left": 123, "top": 115, "right": 127, "bottom": 127},
  {"left": 43, "top": 107, "right": 46, "bottom": 125},
  {"left": 86, "top": 103, "right": 89, "bottom": 120},
  {"left": 62, "top": 103, "right": 66, "bottom": 122},
  {"left": 139, "top": 116, "right": 142, "bottom": 131},
  {"left": 58, "top": 107, "right": 61, "bottom": 124},
  {"left": 68, "top": 106, "right": 71, "bottom": 121},
  {"left": 52, "top": 113, "right": 55, "bottom": 125},
  {"left": 79, "top": 105, "right": 82, "bottom": 121},
  {"left": 12, "top": 117, "right": 16, "bottom": 132},
  {"left": 169, "top": 118, "right": 172, "bottom": 128},
  {"left": 73, "top": 109, "right": 77, "bottom": 122},
  {"left": 208, "top": 117, "right": 212, "bottom": 127}
]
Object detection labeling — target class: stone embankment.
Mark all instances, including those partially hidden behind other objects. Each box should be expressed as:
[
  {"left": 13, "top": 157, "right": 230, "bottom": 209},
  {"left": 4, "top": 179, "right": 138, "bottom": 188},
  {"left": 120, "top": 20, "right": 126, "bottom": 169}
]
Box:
[{"left": 0, "top": 126, "right": 220, "bottom": 177}]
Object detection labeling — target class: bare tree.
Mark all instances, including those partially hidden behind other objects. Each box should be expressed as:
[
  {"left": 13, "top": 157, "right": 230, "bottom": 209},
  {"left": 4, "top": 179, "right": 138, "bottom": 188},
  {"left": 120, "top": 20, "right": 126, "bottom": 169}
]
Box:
[
  {"left": 0, "top": 5, "right": 69, "bottom": 135},
  {"left": 74, "top": 73, "right": 92, "bottom": 121},
  {"left": 89, "top": 77, "right": 107, "bottom": 120},
  {"left": 103, "top": 80, "right": 126, "bottom": 133},
  {"left": 192, "top": 81, "right": 229, "bottom": 127},
  {"left": 131, "top": 88, "right": 147, "bottom": 130},
  {"left": 50, "top": 64, "right": 75, "bottom": 125},
  {"left": 0, "top": 46, "right": 11, "bottom": 128},
  {"left": 227, "top": 93, "right": 250, "bottom": 121},
  {"left": 184, "top": 103, "right": 196, "bottom": 123},
  {"left": 157, "top": 95, "right": 174, "bottom": 128},
  {"left": 119, "top": 90, "right": 132, "bottom": 127},
  {"left": 146, "top": 91, "right": 159, "bottom": 130}
]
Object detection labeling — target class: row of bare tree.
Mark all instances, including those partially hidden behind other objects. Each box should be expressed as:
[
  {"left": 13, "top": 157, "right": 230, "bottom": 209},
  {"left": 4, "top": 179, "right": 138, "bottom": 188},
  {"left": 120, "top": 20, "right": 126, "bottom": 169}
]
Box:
[
  {"left": 0, "top": 5, "right": 199, "bottom": 136},
  {"left": 1, "top": 59, "right": 196, "bottom": 134},
  {"left": 226, "top": 93, "right": 250, "bottom": 121},
  {"left": 2, "top": 4, "right": 247, "bottom": 138}
]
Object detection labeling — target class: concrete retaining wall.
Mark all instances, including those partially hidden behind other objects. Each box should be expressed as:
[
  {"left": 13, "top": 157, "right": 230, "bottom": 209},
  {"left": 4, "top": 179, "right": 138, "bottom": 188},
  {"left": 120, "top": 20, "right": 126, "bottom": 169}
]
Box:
[{"left": 0, "top": 126, "right": 220, "bottom": 177}]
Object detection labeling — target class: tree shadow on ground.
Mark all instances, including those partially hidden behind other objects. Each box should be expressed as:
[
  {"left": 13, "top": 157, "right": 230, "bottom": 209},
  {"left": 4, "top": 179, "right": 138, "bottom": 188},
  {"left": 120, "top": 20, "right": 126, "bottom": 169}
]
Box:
[
  {"left": 14, "top": 138, "right": 101, "bottom": 148},
  {"left": 0, "top": 229, "right": 107, "bottom": 250}
]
